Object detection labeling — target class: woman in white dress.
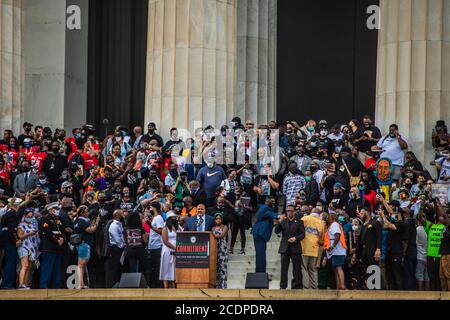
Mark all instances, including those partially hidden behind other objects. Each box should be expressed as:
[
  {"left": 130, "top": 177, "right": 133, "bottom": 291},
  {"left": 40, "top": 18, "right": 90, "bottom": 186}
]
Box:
[{"left": 160, "top": 211, "right": 178, "bottom": 288}]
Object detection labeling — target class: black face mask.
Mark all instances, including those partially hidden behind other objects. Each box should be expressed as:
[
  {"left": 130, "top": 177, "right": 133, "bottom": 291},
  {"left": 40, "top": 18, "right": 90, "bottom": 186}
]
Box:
[
  {"left": 170, "top": 169, "right": 178, "bottom": 177},
  {"left": 52, "top": 147, "right": 60, "bottom": 153},
  {"left": 148, "top": 129, "right": 155, "bottom": 135},
  {"left": 98, "top": 199, "right": 106, "bottom": 205},
  {"left": 22, "top": 167, "right": 30, "bottom": 173},
  {"left": 404, "top": 183, "right": 412, "bottom": 189}
]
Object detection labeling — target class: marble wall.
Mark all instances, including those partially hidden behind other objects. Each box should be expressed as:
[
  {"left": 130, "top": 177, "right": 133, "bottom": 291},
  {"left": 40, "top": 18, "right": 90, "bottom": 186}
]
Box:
[
  {"left": 0, "top": 0, "right": 24, "bottom": 135},
  {"left": 24, "top": 0, "right": 66, "bottom": 129},
  {"left": 375, "top": 0, "right": 450, "bottom": 170},
  {"left": 145, "top": 0, "right": 237, "bottom": 138},
  {"left": 236, "top": 0, "right": 276, "bottom": 125},
  {"left": 23, "top": 0, "right": 88, "bottom": 133}
]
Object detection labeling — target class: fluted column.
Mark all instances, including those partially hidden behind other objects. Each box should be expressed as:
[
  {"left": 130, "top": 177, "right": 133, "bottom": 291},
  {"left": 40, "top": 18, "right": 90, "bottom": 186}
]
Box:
[
  {"left": 0, "top": 0, "right": 24, "bottom": 134},
  {"left": 145, "top": 0, "right": 236, "bottom": 138},
  {"left": 375, "top": 0, "right": 450, "bottom": 167},
  {"left": 236, "top": 0, "right": 276, "bottom": 125}
]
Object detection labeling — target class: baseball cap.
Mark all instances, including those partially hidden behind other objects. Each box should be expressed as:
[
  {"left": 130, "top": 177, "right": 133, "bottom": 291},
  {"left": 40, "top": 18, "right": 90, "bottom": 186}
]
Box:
[
  {"left": 334, "top": 182, "right": 343, "bottom": 190},
  {"left": 166, "top": 210, "right": 176, "bottom": 219}
]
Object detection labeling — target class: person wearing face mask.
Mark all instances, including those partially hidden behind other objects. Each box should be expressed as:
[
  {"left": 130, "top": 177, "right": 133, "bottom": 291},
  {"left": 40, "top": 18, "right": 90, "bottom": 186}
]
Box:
[
  {"left": 329, "top": 183, "right": 348, "bottom": 210},
  {"left": 431, "top": 146, "right": 450, "bottom": 183},
  {"left": 13, "top": 159, "right": 39, "bottom": 197},
  {"left": 196, "top": 159, "right": 227, "bottom": 208},
  {"left": 116, "top": 186, "right": 136, "bottom": 215},
  {"left": 220, "top": 168, "right": 238, "bottom": 197},
  {"left": 347, "top": 186, "right": 371, "bottom": 218},
  {"left": 38, "top": 202, "right": 65, "bottom": 288},
  {"left": 41, "top": 141, "right": 68, "bottom": 186},
  {"left": 357, "top": 180, "right": 377, "bottom": 212},
  {"left": 16, "top": 208, "right": 40, "bottom": 289},
  {"left": 289, "top": 144, "right": 312, "bottom": 175},
  {"left": 283, "top": 161, "right": 306, "bottom": 207},
  {"left": 230, "top": 117, "right": 244, "bottom": 131},
  {"left": 317, "top": 123, "right": 335, "bottom": 157},
  {"left": 17, "top": 122, "right": 34, "bottom": 147},
  {"left": 140, "top": 122, "right": 164, "bottom": 147},
  {"left": 327, "top": 124, "right": 345, "bottom": 153},
  {"left": 303, "top": 170, "right": 319, "bottom": 206},
  {"left": 375, "top": 124, "right": 408, "bottom": 182},
  {"left": 378, "top": 201, "right": 408, "bottom": 290},
  {"left": 335, "top": 146, "right": 365, "bottom": 189},
  {"left": 352, "top": 115, "right": 382, "bottom": 164},
  {"left": 352, "top": 207, "right": 382, "bottom": 286},
  {"left": 299, "top": 120, "right": 317, "bottom": 141}
]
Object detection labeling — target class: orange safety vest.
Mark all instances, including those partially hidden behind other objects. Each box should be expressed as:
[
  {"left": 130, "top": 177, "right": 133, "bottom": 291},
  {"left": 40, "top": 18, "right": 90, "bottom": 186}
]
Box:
[{"left": 323, "top": 222, "right": 347, "bottom": 250}]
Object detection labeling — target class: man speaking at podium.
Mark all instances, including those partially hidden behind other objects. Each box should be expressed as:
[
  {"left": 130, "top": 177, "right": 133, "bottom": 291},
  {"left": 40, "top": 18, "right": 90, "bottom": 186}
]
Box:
[{"left": 185, "top": 204, "right": 214, "bottom": 232}]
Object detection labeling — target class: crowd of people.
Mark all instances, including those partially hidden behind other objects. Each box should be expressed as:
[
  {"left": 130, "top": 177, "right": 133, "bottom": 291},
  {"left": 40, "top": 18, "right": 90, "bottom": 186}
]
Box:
[{"left": 0, "top": 116, "right": 448, "bottom": 291}]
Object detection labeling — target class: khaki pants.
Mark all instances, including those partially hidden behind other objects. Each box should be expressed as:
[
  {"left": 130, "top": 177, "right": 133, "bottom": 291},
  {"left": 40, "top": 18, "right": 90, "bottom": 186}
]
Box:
[
  {"left": 440, "top": 254, "right": 450, "bottom": 291},
  {"left": 301, "top": 255, "right": 318, "bottom": 289}
]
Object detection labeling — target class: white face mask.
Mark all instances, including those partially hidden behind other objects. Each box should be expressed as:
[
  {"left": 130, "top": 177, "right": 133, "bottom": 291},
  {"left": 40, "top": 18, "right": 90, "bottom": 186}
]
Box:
[
  {"left": 320, "top": 130, "right": 328, "bottom": 137},
  {"left": 115, "top": 136, "right": 122, "bottom": 142},
  {"left": 207, "top": 162, "right": 214, "bottom": 168},
  {"left": 352, "top": 225, "right": 359, "bottom": 232}
]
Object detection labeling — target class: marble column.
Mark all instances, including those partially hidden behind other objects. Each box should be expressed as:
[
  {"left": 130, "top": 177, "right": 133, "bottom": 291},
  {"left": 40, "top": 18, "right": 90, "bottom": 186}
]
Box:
[
  {"left": 0, "top": 0, "right": 24, "bottom": 135},
  {"left": 145, "top": 0, "right": 237, "bottom": 138},
  {"left": 236, "top": 0, "right": 276, "bottom": 125},
  {"left": 375, "top": 0, "right": 450, "bottom": 168}
]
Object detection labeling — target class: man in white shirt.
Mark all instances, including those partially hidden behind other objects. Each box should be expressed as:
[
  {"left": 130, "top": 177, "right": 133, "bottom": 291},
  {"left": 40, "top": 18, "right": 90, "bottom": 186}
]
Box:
[
  {"left": 147, "top": 202, "right": 164, "bottom": 287},
  {"left": 376, "top": 124, "right": 408, "bottom": 181},
  {"left": 106, "top": 209, "right": 125, "bottom": 288}
]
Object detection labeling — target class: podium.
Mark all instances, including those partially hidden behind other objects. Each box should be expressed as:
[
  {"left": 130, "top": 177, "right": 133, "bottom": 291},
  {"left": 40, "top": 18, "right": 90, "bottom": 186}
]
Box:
[{"left": 175, "top": 232, "right": 217, "bottom": 289}]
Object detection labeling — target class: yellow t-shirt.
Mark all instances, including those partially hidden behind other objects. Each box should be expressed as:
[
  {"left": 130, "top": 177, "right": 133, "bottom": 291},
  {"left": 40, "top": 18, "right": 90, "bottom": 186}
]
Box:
[{"left": 301, "top": 214, "right": 325, "bottom": 257}]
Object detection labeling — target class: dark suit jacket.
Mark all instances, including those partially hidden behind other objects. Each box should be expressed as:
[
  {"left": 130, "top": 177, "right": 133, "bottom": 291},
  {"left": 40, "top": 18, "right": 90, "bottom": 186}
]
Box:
[
  {"left": 13, "top": 172, "right": 38, "bottom": 195},
  {"left": 305, "top": 180, "right": 319, "bottom": 205},
  {"left": 185, "top": 214, "right": 215, "bottom": 232},
  {"left": 275, "top": 218, "right": 305, "bottom": 254},
  {"left": 251, "top": 205, "right": 279, "bottom": 241}
]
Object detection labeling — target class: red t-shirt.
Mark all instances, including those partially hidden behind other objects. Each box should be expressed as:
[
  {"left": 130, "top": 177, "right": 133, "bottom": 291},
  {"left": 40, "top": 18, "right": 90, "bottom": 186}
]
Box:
[
  {"left": 29, "top": 151, "right": 47, "bottom": 174},
  {"left": 365, "top": 157, "right": 377, "bottom": 172},
  {"left": 0, "top": 169, "right": 10, "bottom": 186},
  {"left": 364, "top": 190, "right": 377, "bottom": 212}
]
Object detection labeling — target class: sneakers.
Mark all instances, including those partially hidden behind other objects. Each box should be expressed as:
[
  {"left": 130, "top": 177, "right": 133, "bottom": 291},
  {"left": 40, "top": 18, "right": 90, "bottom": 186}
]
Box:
[
  {"left": 228, "top": 248, "right": 234, "bottom": 255},
  {"left": 18, "top": 285, "right": 30, "bottom": 290},
  {"left": 238, "top": 249, "right": 245, "bottom": 255}
]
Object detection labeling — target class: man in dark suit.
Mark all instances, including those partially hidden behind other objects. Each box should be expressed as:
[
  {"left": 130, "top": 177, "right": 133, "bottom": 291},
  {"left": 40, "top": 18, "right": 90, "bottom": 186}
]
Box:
[
  {"left": 185, "top": 204, "right": 215, "bottom": 232},
  {"left": 275, "top": 204, "right": 306, "bottom": 289},
  {"left": 251, "top": 196, "right": 280, "bottom": 273},
  {"left": 13, "top": 159, "right": 38, "bottom": 197}
]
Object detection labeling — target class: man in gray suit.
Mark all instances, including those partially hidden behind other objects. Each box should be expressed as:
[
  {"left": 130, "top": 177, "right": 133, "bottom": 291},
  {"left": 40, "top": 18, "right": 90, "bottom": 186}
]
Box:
[
  {"left": 290, "top": 144, "right": 312, "bottom": 175},
  {"left": 13, "top": 159, "right": 38, "bottom": 197}
]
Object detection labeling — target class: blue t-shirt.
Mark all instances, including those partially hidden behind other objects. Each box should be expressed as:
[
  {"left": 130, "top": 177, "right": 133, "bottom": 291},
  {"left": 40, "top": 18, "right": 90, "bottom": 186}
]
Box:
[{"left": 196, "top": 166, "right": 227, "bottom": 198}]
